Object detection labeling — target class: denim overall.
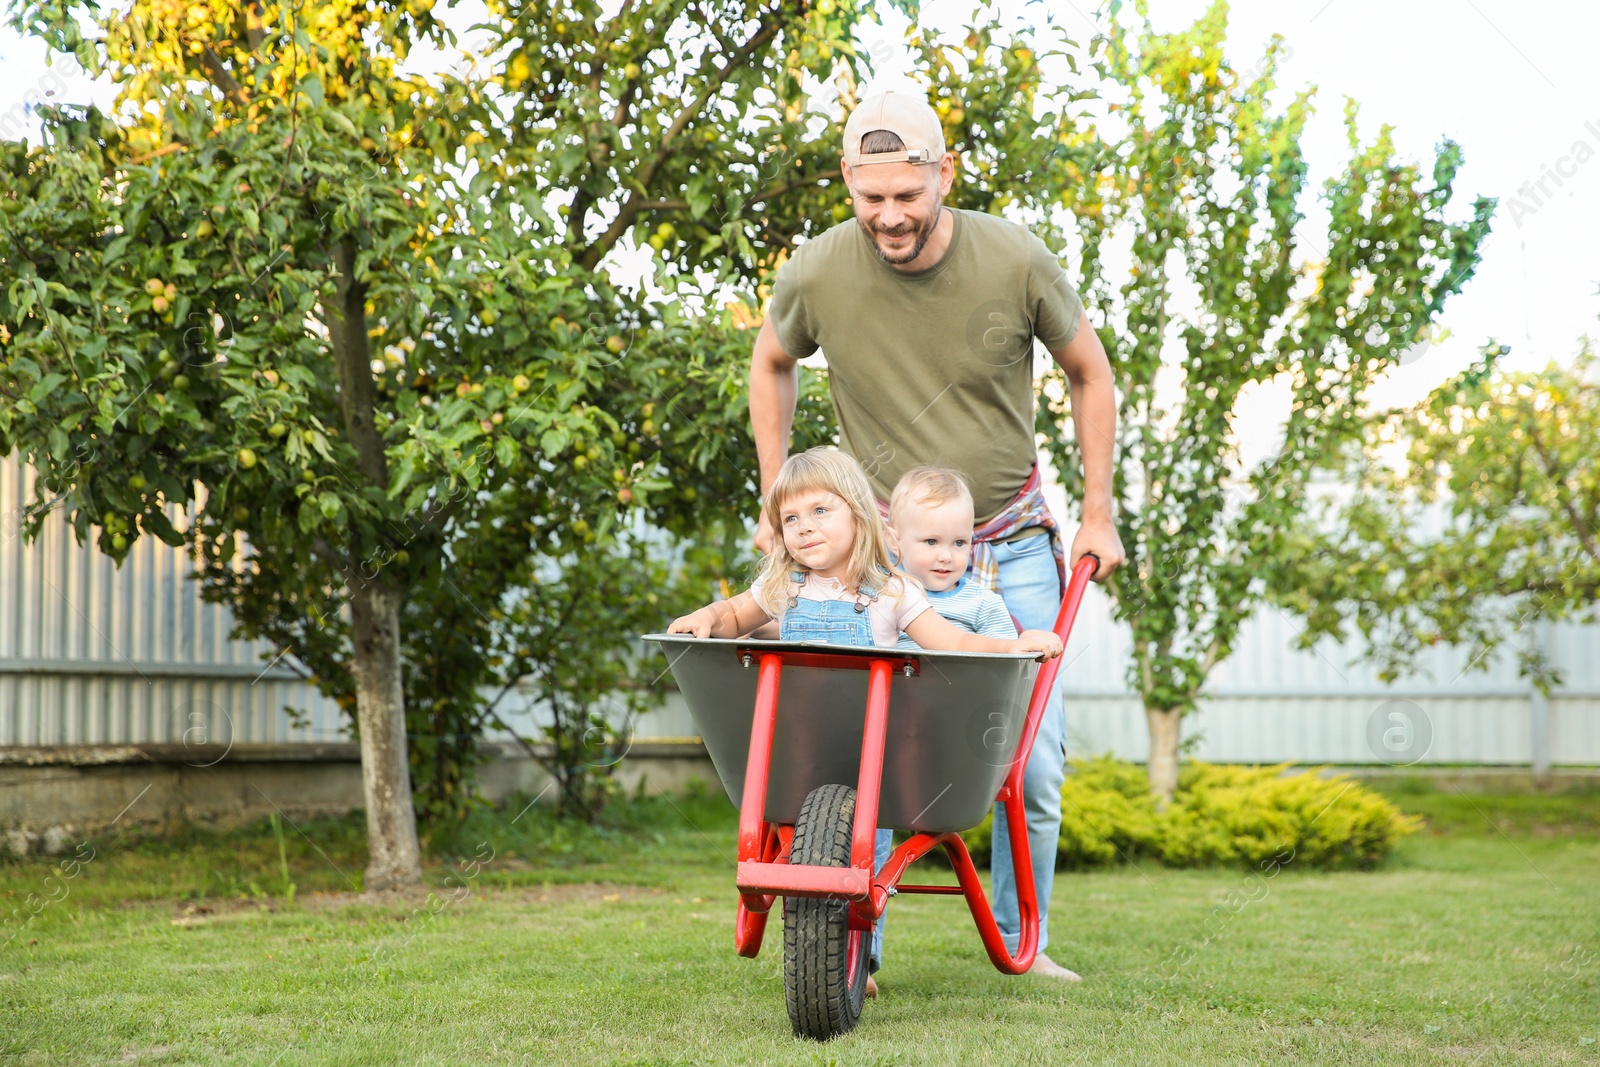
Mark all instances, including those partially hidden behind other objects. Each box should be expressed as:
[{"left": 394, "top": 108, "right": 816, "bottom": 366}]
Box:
[
  {"left": 778, "top": 596, "right": 875, "bottom": 644},
  {"left": 778, "top": 580, "right": 893, "bottom": 972}
]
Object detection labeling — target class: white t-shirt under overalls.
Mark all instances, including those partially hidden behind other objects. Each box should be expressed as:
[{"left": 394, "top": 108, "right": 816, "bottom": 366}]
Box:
[{"left": 750, "top": 572, "right": 932, "bottom": 648}]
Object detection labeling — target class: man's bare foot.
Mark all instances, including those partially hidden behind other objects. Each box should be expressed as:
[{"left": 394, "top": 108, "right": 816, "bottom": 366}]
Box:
[
  {"left": 865, "top": 975, "right": 879, "bottom": 999},
  {"left": 1030, "top": 953, "right": 1082, "bottom": 981}
]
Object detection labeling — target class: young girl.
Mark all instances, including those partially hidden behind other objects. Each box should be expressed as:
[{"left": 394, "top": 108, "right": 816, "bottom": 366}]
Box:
[{"left": 668, "top": 447, "right": 1064, "bottom": 658}]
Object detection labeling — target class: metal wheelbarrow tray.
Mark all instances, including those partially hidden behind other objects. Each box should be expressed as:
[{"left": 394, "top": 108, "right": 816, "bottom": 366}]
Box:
[
  {"left": 649, "top": 636, "right": 1039, "bottom": 833},
  {"left": 642, "top": 555, "right": 1098, "bottom": 1041}
]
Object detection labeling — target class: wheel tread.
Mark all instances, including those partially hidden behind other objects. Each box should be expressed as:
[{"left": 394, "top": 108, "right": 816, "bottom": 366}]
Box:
[{"left": 783, "top": 783, "right": 868, "bottom": 1040}]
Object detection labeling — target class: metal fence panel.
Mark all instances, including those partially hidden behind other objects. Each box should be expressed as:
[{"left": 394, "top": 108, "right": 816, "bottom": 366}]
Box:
[
  {"left": 3, "top": 452, "right": 1597, "bottom": 764},
  {"left": 1, "top": 455, "right": 342, "bottom": 746}
]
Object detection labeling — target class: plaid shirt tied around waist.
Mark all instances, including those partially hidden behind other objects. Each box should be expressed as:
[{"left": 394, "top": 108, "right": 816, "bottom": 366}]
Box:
[{"left": 970, "top": 465, "right": 1066, "bottom": 598}]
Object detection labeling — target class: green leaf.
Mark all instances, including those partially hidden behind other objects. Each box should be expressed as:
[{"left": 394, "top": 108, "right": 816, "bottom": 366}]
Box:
[
  {"left": 324, "top": 108, "right": 358, "bottom": 137},
  {"left": 539, "top": 428, "right": 569, "bottom": 456},
  {"left": 389, "top": 450, "right": 418, "bottom": 499},
  {"left": 102, "top": 235, "right": 131, "bottom": 266},
  {"left": 685, "top": 177, "right": 713, "bottom": 220},
  {"left": 142, "top": 508, "right": 184, "bottom": 547},
  {"left": 29, "top": 373, "right": 67, "bottom": 403},
  {"left": 554, "top": 380, "right": 584, "bottom": 410},
  {"left": 554, "top": 145, "right": 586, "bottom": 177},
  {"left": 403, "top": 484, "right": 431, "bottom": 514}
]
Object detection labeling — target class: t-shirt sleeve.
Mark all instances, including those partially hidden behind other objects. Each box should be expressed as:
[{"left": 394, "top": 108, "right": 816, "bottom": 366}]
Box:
[
  {"left": 1027, "top": 236, "right": 1084, "bottom": 352},
  {"left": 746, "top": 574, "right": 779, "bottom": 621},
  {"left": 766, "top": 250, "right": 819, "bottom": 359},
  {"left": 977, "top": 591, "right": 1020, "bottom": 640},
  {"left": 891, "top": 578, "right": 933, "bottom": 633}
]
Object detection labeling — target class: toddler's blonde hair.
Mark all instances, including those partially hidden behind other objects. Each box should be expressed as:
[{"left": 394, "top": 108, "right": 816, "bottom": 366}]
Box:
[
  {"left": 756, "top": 447, "right": 902, "bottom": 618},
  {"left": 888, "top": 466, "right": 975, "bottom": 527}
]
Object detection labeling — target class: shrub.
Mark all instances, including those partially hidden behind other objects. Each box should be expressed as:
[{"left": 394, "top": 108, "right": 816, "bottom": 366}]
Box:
[
  {"left": 1052, "top": 756, "right": 1163, "bottom": 867},
  {"left": 962, "top": 758, "right": 1421, "bottom": 870}
]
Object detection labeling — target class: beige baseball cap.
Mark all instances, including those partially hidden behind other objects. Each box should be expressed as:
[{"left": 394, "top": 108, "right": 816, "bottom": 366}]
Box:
[{"left": 842, "top": 91, "right": 946, "bottom": 168}]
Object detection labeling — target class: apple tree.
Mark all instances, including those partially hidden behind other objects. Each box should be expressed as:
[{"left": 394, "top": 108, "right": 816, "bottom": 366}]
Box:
[
  {"left": 0, "top": 0, "right": 680, "bottom": 886},
  {"left": 0, "top": 0, "right": 915, "bottom": 869}
]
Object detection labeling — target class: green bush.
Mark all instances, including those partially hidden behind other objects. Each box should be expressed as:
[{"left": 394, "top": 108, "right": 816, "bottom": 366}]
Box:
[
  {"left": 1051, "top": 756, "right": 1163, "bottom": 867},
  {"left": 962, "top": 757, "right": 1421, "bottom": 870}
]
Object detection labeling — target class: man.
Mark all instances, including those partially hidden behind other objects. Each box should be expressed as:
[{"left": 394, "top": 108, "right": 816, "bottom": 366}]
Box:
[{"left": 748, "top": 90, "right": 1127, "bottom": 985}]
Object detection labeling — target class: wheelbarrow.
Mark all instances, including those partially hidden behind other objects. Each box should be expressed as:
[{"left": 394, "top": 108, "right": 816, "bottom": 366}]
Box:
[{"left": 644, "top": 555, "right": 1098, "bottom": 1040}]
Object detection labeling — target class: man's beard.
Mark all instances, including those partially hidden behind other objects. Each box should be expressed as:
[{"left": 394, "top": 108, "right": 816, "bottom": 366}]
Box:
[{"left": 863, "top": 205, "right": 942, "bottom": 266}]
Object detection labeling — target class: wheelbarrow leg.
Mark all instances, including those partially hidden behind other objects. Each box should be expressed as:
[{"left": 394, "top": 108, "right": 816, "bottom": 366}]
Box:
[
  {"left": 948, "top": 799, "right": 1040, "bottom": 974},
  {"left": 850, "top": 660, "right": 893, "bottom": 878},
  {"left": 734, "top": 653, "right": 784, "bottom": 959},
  {"left": 735, "top": 824, "right": 781, "bottom": 957},
  {"left": 866, "top": 824, "right": 1038, "bottom": 976}
]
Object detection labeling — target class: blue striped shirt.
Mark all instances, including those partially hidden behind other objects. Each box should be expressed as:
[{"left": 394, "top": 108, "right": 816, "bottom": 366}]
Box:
[{"left": 897, "top": 577, "right": 1018, "bottom": 648}]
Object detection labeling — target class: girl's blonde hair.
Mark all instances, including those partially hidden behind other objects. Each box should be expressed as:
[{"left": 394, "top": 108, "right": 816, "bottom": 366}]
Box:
[{"left": 755, "top": 447, "right": 904, "bottom": 617}]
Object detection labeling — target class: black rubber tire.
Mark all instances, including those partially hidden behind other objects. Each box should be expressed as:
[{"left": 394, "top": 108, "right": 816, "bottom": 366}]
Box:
[{"left": 784, "top": 783, "right": 870, "bottom": 1040}]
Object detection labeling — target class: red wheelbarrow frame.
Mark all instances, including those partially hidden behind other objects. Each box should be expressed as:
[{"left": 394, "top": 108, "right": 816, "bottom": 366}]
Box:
[{"left": 728, "top": 554, "right": 1099, "bottom": 975}]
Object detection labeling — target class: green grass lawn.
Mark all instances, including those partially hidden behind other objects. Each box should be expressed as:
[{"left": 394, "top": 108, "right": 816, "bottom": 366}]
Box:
[{"left": 2, "top": 781, "right": 1597, "bottom": 1065}]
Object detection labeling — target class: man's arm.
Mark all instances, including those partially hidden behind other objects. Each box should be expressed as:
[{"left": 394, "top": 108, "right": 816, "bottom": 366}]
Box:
[
  {"left": 1050, "top": 310, "right": 1126, "bottom": 580},
  {"left": 749, "top": 316, "right": 800, "bottom": 553}
]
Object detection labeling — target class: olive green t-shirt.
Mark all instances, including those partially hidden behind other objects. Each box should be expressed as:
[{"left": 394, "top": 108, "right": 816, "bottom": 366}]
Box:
[{"left": 768, "top": 208, "right": 1083, "bottom": 523}]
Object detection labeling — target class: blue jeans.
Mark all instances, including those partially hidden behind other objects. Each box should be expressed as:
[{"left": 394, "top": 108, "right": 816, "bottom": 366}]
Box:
[
  {"left": 870, "top": 828, "right": 892, "bottom": 972},
  {"left": 871, "top": 532, "right": 1066, "bottom": 969},
  {"left": 986, "top": 533, "right": 1066, "bottom": 956}
]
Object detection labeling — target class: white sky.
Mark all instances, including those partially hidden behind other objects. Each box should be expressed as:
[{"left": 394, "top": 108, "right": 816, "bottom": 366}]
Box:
[{"left": 3, "top": 0, "right": 1595, "bottom": 407}]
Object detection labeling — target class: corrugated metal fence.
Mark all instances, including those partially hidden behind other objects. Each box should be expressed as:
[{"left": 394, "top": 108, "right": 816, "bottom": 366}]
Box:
[
  {"left": 3, "top": 453, "right": 1597, "bottom": 765},
  {"left": 0, "top": 457, "right": 345, "bottom": 747}
]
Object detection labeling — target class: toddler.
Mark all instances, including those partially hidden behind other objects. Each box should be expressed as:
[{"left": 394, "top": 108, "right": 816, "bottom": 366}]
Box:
[{"left": 887, "top": 466, "right": 1018, "bottom": 645}]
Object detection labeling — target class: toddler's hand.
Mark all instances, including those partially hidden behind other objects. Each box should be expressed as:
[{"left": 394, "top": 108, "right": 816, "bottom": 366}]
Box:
[
  {"left": 1014, "top": 629, "right": 1063, "bottom": 660},
  {"left": 668, "top": 609, "right": 714, "bottom": 638}
]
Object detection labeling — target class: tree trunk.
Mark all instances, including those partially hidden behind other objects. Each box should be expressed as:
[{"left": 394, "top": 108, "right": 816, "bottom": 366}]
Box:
[
  {"left": 1145, "top": 705, "right": 1182, "bottom": 805},
  {"left": 349, "top": 579, "right": 421, "bottom": 890},
  {"left": 324, "top": 236, "right": 421, "bottom": 890}
]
